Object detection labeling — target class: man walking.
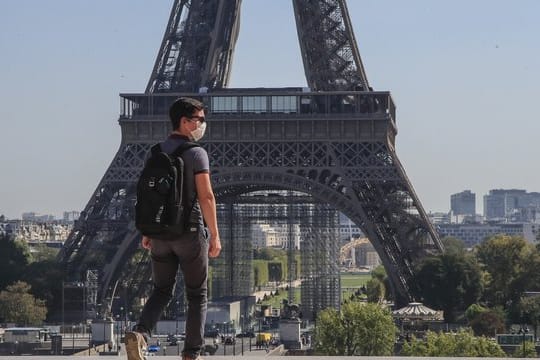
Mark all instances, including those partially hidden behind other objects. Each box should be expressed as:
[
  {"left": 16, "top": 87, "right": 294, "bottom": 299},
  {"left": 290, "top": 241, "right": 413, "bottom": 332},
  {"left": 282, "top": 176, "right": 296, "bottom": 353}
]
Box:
[{"left": 125, "top": 97, "right": 221, "bottom": 360}]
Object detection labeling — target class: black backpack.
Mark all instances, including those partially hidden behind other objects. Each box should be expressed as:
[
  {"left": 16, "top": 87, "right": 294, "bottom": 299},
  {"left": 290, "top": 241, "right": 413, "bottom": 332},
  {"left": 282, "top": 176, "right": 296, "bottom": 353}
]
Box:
[{"left": 135, "top": 141, "right": 200, "bottom": 240}]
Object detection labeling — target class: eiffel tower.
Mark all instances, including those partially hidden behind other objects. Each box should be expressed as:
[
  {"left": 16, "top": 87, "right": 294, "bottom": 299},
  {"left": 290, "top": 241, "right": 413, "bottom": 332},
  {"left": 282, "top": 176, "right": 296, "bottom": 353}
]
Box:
[{"left": 58, "top": 0, "right": 443, "bottom": 319}]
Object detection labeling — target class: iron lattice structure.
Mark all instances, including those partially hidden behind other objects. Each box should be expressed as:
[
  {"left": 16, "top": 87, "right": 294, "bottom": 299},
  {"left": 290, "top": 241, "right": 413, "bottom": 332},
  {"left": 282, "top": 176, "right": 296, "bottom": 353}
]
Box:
[
  {"left": 212, "top": 192, "right": 340, "bottom": 320},
  {"left": 58, "top": 0, "right": 443, "bottom": 317}
]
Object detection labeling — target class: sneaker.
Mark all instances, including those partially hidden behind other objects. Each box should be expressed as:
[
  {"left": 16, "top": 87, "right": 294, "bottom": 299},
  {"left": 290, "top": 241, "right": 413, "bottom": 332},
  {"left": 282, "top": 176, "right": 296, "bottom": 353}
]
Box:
[
  {"left": 125, "top": 331, "right": 147, "bottom": 360},
  {"left": 183, "top": 354, "right": 202, "bottom": 360}
]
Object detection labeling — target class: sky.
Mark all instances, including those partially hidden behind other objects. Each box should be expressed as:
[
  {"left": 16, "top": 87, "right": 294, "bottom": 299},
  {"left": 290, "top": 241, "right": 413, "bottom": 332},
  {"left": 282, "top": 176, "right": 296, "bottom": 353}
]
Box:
[{"left": 1, "top": 0, "right": 539, "bottom": 220}]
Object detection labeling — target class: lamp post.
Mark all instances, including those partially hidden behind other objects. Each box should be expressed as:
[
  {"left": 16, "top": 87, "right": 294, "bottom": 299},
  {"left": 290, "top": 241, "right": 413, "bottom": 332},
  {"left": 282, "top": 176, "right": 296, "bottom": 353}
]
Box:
[
  {"left": 88, "top": 321, "right": 92, "bottom": 356},
  {"left": 72, "top": 325, "right": 75, "bottom": 354},
  {"left": 249, "top": 316, "right": 252, "bottom": 352},
  {"left": 61, "top": 281, "right": 64, "bottom": 339},
  {"left": 232, "top": 320, "right": 236, "bottom": 356},
  {"left": 519, "top": 324, "right": 529, "bottom": 356},
  {"left": 176, "top": 300, "right": 180, "bottom": 356},
  {"left": 522, "top": 329, "right": 525, "bottom": 357},
  {"left": 116, "top": 314, "right": 121, "bottom": 352},
  {"left": 120, "top": 306, "right": 124, "bottom": 343},
  {"left": 223, "top": 322, "right": 227, "bottom": 355},
  {"left": 240, "top": 315, "right": 244, "bottom": 355}
]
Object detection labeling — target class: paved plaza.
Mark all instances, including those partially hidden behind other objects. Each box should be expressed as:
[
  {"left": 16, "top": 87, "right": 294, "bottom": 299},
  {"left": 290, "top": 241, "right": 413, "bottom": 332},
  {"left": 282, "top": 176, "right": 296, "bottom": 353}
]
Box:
[{"left": 0, "top": 357, "right": 512, "bottom": 360}]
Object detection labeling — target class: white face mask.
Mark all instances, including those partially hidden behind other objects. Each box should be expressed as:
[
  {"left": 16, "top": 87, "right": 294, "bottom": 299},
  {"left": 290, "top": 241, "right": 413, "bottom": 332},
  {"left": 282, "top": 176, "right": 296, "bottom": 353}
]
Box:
[{"left": 190, "top": 121, "right": 207, "bottom": 141}]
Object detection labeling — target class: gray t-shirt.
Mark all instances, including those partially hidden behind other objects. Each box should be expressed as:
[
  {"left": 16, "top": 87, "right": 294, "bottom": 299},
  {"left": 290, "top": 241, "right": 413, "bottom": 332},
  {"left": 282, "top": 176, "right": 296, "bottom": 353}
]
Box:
[{"left": 159, "top": 134, "right": 209, "bottom": 226}]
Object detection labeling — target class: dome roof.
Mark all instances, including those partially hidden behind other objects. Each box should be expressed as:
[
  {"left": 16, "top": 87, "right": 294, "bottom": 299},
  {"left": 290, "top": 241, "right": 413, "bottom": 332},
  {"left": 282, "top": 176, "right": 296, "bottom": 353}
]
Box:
[{"left": 392, "top": 302, "right": 443, "bottom": 321}]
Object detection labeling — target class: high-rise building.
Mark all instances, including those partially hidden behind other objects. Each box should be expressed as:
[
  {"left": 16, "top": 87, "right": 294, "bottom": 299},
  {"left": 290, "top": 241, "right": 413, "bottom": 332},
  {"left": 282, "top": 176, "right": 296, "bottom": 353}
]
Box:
[
  {"left": 450, "top": 190, "right": 476, "bottom": 216},
  {"left": 484, "top": 189, "right": 540, "bottom": 222}
]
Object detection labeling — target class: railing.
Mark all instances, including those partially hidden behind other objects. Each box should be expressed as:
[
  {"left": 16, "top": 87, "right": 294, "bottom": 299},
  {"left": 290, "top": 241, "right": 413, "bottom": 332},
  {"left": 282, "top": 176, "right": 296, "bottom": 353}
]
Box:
[{"left": 119, "top": 88, "right": 396, "bottom": 123}]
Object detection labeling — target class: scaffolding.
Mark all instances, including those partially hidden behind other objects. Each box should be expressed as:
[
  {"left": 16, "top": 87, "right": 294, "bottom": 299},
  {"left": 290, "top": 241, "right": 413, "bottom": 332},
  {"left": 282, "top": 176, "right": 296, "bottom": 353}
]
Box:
[
  {"left": 211, "top": 191, "right": 341, "bottom": 320},
  {"left": 85, "top": 269, "right": 99, "bottom": 319},
  {"left": 300, "top": 205, "right": 341, "bottom": 320}
]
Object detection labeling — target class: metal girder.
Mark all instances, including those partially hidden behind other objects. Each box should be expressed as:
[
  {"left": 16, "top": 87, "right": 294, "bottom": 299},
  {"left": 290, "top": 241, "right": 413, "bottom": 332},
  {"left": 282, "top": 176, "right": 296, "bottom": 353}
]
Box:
[
  {"left": 292, "top": 0, "right": 370, "bottom": 91},
  {"left": 145, "top": 0, "right": 241, "bottom": 93},
  {"left": 147, "top": 0, "right": 368, "bottom": 93}
]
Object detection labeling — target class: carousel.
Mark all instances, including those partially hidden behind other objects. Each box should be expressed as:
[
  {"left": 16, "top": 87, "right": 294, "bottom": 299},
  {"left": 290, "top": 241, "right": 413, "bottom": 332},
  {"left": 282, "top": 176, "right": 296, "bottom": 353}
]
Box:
[{"left": 392, "top": 302, "right": 444, "bottom": 338}]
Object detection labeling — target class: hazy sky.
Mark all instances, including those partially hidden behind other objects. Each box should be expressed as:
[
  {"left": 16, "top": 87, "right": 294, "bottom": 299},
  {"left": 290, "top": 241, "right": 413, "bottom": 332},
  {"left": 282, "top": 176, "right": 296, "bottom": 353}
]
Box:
[{"left": 1, "top": 1, "right": 539, "bottom": 219}]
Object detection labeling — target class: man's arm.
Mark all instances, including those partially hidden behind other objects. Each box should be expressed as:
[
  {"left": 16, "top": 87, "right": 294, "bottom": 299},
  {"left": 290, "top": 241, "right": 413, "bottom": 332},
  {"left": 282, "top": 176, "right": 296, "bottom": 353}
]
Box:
[{"left": 195, "top": 172, "right": 221, "bottom": 258}]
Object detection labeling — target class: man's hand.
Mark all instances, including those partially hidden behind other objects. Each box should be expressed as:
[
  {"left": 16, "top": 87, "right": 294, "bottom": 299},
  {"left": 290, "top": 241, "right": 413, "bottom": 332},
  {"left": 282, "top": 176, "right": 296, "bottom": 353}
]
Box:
[
  {"left": 141, "top": 236, "right": 152, "bottom": 250},
  {"left": 208, "top": 235, "right": 221, "bottom": 258}
]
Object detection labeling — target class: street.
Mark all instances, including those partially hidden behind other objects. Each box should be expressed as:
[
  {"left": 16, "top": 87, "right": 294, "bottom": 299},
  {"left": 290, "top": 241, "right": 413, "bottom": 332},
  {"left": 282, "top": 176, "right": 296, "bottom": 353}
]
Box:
[{"left": 145, "top": 336, "right": 269, "bottom": 357}]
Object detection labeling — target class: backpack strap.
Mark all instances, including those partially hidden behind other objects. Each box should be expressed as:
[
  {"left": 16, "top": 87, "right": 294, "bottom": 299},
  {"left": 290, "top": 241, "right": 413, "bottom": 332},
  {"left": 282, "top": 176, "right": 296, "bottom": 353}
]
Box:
[
  {"left": 170, "top": 141, "right": 201, "bottom": 225},
  {"left": 150, "top": 143, "right": 162, "bottom": 155},
  {"left": 170, "top": 141, "right": 200, "bottom": 157}
]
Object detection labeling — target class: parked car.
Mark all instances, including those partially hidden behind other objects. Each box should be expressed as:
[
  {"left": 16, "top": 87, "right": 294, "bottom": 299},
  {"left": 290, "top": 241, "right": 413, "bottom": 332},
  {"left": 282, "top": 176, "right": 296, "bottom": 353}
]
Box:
[
  {"left": 204, "top": 329, "right": 221, "bottom": 338},
  {"left": 236, "top": 331, "right": 255, "bottom": 338},
  {"left": 147, "top": 344, "right": 160, "bottom": 353}
]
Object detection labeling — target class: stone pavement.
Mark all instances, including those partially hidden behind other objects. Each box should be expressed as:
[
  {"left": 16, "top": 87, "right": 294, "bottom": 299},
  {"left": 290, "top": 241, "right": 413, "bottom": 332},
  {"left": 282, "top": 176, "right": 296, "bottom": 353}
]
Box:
[{"left": 0, "top": 356, "right": 511, "bottom": 360}]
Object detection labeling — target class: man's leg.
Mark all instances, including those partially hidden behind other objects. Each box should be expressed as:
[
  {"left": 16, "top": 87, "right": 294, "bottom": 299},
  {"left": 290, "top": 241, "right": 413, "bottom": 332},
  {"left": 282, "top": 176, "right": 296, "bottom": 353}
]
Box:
[
  {"left": 137, "top": 247, "right": 179, "bottom": 333},
  {"left": 176, "top": 229, "right": 208, "bottom": 359},
  {"left": 126, "top": 240, "right": 178, "bottom": 360}
]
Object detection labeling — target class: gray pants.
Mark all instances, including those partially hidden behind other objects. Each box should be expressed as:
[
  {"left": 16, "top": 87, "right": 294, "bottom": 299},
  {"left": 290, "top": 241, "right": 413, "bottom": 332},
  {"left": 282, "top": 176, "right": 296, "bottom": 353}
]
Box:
[{"left": 136, "top": 227, "right": 208, "bottom": 357}]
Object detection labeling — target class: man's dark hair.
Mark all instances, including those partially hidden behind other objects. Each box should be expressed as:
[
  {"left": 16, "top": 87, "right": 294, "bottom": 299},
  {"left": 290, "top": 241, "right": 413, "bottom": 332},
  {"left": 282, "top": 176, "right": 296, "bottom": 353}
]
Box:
[{"left": 169, "top": 97, "right": 204, "bottom": 130}]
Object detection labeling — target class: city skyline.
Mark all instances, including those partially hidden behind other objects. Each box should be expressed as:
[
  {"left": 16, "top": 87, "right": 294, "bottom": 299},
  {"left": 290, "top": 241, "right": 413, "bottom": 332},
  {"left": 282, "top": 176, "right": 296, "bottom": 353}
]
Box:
[
  {"left": 3, "top": 187, "right": 539, "bottom": 221},
  {"left": 1, "top": 0, "right": 539, "bottom": 219}
]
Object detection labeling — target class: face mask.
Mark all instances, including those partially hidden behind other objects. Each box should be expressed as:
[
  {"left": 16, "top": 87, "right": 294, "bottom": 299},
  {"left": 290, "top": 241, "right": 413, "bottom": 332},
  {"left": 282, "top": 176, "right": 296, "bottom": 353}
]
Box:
[{"left": 190, "top": 121, "right": 207, "bottom": 141}]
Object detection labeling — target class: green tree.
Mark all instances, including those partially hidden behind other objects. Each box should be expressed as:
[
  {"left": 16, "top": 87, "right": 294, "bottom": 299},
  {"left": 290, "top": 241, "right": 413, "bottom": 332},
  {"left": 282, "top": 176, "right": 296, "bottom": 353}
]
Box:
[
  {"left": 519, "top": 249, "right": 540, "bottom": 295},
  {"left": 371, "top": 265, "right": 386, "bottom": 282},
  {"left": 0, "top": 281, "right": 47, "bottom": 325},
  {"left": 513, "top": 340, "right": 537, "bottom": 358},
  {"left": 366, "top": 278, "right": 385, "bottom": 304},
  {"left": 315, "top": 302, "right": 396, "bottom": 355},
  {"left": 441, "top": 236, "right": 467, "bottom": 256},
  {"left": 469, "top": 309, "right": 505, "bottom": 337},
  {"left": 371, "top": 265, "right": 393, "bottom": 301},
  {"left": 21, "top": 259, "right": 64, "bottom": 320},
  {"left": 0, "top": 235, "right": 32, "bottom": 290},
  {"left": 475, "top": 235, "right": 533, "bottom": 311},
  {"left": 465, "top": 303, "right": 488, "bottom": 322},
  {"left": 401, "top": 329, "right": 506, "bottom": 357},
  {"left": 29, "top": 242, "right": 58, "bottom": 262},
  {"left": 520, "top": 296, "right": 540, "bottom": 341},
  {"left": 416, "top": 252, "right": 483, "bottom": 322}
]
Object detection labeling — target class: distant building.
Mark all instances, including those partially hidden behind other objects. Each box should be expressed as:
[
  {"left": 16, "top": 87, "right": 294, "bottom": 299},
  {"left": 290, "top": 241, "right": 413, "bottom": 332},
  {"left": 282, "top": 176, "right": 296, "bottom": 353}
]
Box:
[
  {"left": 427, "top": 212, "right": 450, "bottom": 224},
  {"left": 251, "top": 223, "right": 300, "bottom": 249},
  {"left": 21, "top": 212, "right": 55, "bottom": 222},
  {"left": 436, "top": 222, "right": 538, "bottom": 248},
  {"left": 484, "top": 189, "right": 540, "bottom": 223},
  {"left": 451, "top": 190, "right": 476, "bottom": 216},
  {"left": 63, "top": 211, "right": 80, "bottom": 222},
  {"left": 354, "top": 242, "right": 381, "bottom": 269},
  {"left": 338, "top": 213, "right": 363, "bottom": 241},
  {"left": 205, "top": 295, "right": 256, "bottom": 334},
  {"left": 0, "top": 219, "right": 72, "bottom": 245}
]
